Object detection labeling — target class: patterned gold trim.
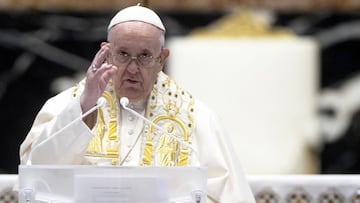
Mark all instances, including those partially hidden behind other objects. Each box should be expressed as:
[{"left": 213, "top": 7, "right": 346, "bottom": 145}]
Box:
[
  {"left": 286, "top": 187, "right": 311, "bottom": 203},
  {"left": 318, "top": 188, "right": 344, "bottom": 203},
  {"left": 141, "top": 72, "right": 195, "bottom": 166},
  {"left": 0, "top": 188, "right": 18, "bottom": 203},
  {"left": 82, "top": 72, "right": 195, "bottom": 166},
  {"left": 255, "top": 187, "right": 279, "bottom": 203},
  {"left": 86, "top": 108, "right": 105, "bottom": 156}
]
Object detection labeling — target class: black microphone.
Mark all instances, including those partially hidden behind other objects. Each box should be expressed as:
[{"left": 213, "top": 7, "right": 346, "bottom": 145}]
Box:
[
  {"left": 120, "top": 97, "right": 196, "bottom": 153},
  {"left": 26, "top": 97, "right": 107, "bottom": 165}
]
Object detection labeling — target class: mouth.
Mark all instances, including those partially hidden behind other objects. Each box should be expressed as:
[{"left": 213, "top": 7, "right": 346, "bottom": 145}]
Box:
[
  {"left": 123, "top": 78, "right": 141, "bottom": 86},
  {"left": 126, "top": 78, "right": 139, "bottom": 84}
]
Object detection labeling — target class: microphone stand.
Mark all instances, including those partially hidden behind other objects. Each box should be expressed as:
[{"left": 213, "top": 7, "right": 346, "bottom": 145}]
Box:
[
  {"left": 120, "top": 97, "right": 197, "bottom": 153},
  {"left": 26, "top": 97, "right": 106, "bottom": 165}
]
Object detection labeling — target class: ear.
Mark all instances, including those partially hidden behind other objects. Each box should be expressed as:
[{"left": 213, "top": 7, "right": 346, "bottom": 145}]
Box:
[{"left": 159, "top": 48, "right": 170, "bottom": 66}]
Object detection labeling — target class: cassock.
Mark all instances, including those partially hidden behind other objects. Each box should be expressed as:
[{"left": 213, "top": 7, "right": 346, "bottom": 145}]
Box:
[{"left": 20, "top": 71, "right": 255, "bottom": 203}]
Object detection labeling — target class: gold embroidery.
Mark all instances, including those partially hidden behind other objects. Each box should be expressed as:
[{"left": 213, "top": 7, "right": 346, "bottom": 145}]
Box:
[
  {"left": 152, "top": 115, "right": 188, "bottom": 141},
  {"left": 155, "top": 123, "right": 179, "bottom": 166},
  {"left": 72, "top": 83, "right": 80, "bottom": 97},
  {"left": 105, "top": 118, "right": 119, "bottom": 158},
  {"left": 82, "top": 72, "right": 195, "bottom": 166},
  {"left": 179, "top": 146, "right": 189, "bottom": 166},
  {"left": 86, "top": 109, "right": 105, "bottom": 156},
  {"left": 86, "top": 89, "right": 120, "bottom": 160},
  {"left": 141, "top": 72, "right": 194, "bottom": 166},
  {"left": 142, "top": 138, "right": 154, "bottom": 166},
  {"left": 102, "top": 91, "right": 119, "bottom": 159}
]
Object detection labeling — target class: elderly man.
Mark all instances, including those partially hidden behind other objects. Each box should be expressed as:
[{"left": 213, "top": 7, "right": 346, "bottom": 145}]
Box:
[{"left": 20, "top": 4, "right": 255, "bottom": 203}]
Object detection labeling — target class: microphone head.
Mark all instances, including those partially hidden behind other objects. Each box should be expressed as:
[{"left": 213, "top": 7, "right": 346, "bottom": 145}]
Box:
[
  {"left": 97, "top": 97, "right": 107, "bottom": 106},
  {"left": 120, "top": 97, "right": 129, "bottom": 107}
]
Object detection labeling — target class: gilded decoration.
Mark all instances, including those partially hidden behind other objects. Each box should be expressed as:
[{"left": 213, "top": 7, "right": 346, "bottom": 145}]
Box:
[
  {"left": 318, "top": 188, "right": 344, "bottom": 203},
  {"left": 286, "top": 187, "right": 311, "bottom": 203},
  {"left": 76, "top": 72, "right": 195, "bottom": 166},
  {"left": 85, "top": 83, "right": 121, "bottom": 163},
  {"left": 190, "top": 8, "right": 294, "bottom": 38},
  {"left": 142, "top": 72, "right": 195, "bottom": 166},
  {"left": 255, "top": 187, "right": 279, "bottom": 203}
]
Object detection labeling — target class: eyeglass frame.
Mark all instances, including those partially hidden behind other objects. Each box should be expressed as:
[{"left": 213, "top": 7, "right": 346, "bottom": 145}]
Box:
[{"left": 109, "top": 49, "right": 163, "bottom": 67}]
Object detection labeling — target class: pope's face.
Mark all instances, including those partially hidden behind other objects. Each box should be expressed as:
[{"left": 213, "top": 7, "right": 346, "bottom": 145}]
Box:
[{"left": 107, "top": 21, "right": 169, "bottom": 102}]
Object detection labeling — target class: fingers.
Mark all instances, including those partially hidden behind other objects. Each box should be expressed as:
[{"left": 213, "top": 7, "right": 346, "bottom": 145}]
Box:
[
  {"left": 91, "top": 62, "right": 117, "bottom": 78},
  {"left": 88, "top": 44, "right": 110, "bottom": 74},
  {"left": 82, "top": 43, "right": 116, "bottom": 101},
  {"left": 85, "top": 62, "right": 117, "bottom": 95},
  {"left": 81, "top": 44, "right": 115, "bottom": 114},
  {"left": 100, "top": 63, "right": 118, "bottom": 82}
]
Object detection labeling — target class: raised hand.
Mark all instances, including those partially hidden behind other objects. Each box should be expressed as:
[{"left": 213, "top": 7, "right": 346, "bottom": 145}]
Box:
[{"left": 80, "top": 43, "right": 117, "bottom": 114}]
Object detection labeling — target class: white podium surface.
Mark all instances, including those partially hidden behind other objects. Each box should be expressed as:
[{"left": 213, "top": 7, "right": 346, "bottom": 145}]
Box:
[
  {"left": 18, "top": 165, "right": 207, "bottom": 203},
  {"left": 167, "top": 37, "right": 319, "bottom": 174}
]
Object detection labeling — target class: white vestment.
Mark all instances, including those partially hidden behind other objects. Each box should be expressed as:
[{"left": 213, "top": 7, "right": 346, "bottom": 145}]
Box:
[{"left": 20, "top": 72, "right": 255, "bottom": 203}]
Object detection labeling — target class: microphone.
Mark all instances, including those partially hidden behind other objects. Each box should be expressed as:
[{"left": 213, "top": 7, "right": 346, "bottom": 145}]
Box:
[
  {"left": 120, "top": 97, "right": 196, "bottom": 153},
  {"left": 26, "top": 97, "right": 107, "bottom": 165}
]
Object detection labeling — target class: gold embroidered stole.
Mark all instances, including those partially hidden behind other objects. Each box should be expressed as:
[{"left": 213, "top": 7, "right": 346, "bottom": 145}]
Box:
[
  {"left": 142, "top": 72, "right": 195, "bottom": 166},
  {"left": 82, "top": 72, "right": 195, "bottom": 166}
]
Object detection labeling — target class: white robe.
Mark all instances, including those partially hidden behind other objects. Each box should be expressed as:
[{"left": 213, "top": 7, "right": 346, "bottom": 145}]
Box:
[{"left": 20, "top": 74, "right": 255, "bottom": 203}]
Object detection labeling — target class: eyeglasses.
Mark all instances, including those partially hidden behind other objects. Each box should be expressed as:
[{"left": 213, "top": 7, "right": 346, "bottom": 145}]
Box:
[{"left": 110, "top": 51, "right": 161, "bottom": 67}]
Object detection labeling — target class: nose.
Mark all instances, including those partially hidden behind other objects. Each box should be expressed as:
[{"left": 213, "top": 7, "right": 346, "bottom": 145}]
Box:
[{"left": 126, "top": 59, "right": 140, "bottom": 74}]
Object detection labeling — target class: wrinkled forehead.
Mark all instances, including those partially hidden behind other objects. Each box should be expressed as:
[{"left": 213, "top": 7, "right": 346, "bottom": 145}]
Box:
[
  {"left": 107, "top": 21, "right": 165, "bottom": 50},
  {"left": 107, "top": 22, "right": 164, "bottom": 51}
]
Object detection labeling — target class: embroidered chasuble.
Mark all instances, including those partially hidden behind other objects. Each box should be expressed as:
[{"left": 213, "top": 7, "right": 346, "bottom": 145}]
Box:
[{"left": 82, "top": 71, "right": 195, "bottom": 166}]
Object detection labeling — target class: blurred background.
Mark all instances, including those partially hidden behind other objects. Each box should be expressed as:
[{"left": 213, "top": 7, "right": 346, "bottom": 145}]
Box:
[{"left": 1, "top": 0, "right": 360, "bottom": 175}]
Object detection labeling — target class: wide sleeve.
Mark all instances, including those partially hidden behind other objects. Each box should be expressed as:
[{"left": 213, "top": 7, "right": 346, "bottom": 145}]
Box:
[
  {"left": 19, "top": 87, "right": 94, "bottom": 165},
  {"left": 194, "top": 100, "right": 255, "bottom": 203}
]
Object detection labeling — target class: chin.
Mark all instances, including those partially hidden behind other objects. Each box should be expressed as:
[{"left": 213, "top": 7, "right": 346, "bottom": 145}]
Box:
[
  {"left": 117, "top": 87, "right": 149, "bottom": 102},
  {"left": 121, "top": 94, "right": 144, "bottom": 102}
]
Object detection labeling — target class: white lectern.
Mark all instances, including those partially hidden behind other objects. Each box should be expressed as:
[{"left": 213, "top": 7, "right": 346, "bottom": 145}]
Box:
[{"left": 18, "top": 165, "right": 207, "bottom": 203}]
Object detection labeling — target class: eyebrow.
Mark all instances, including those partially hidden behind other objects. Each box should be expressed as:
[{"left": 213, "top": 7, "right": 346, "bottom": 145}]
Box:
[{"left": 115, "top": 47, "right": 154, "bottom": 54}]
